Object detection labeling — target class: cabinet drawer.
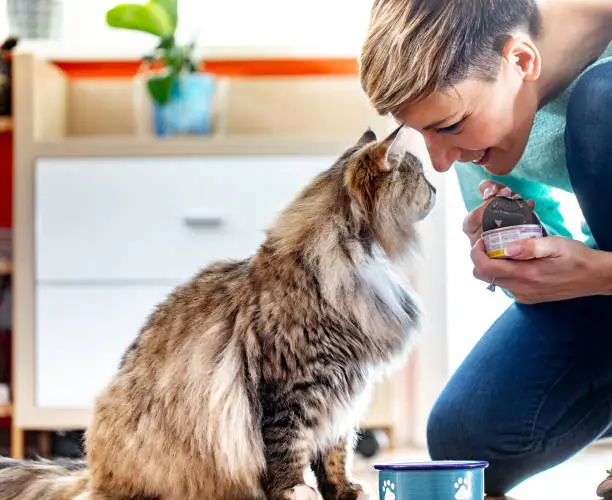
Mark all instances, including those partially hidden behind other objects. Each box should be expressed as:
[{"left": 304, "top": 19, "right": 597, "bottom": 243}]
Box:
[
  {"left": 35, "top": 283, "right": 174, "bottom": 409},
  {"left": 35, "top": 155, "right": 332, "bottom": 282}
]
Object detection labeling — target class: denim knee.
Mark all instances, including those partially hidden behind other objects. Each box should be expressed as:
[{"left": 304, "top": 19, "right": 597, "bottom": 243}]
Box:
[
  {"left": 426, "top": 395, "right": 487, "bottom": 461},
  {"left": 566, "top": 62, "right": 612, "bottom": 176},
  {"left": 567, "top": 62, "right": 612, "bottom": 124},
  {"left": 426, "top": 387, "right": 539, "bottom": 461}
]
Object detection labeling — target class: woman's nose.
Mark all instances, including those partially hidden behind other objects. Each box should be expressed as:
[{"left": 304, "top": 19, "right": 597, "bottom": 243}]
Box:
[
  {"left": 431, "top": 156, "right": 457, "bottom": 172},
  {"left": 425, "top": 137, "right": 462, "bottom": 172}
]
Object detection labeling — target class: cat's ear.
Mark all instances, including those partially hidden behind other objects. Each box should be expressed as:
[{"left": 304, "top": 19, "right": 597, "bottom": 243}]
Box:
[
  {"left": 381, "top": 126, "right": 428, "bottom": 172},
  {"left": 356, "top": 128, "right": 377, "bottom": 148},
  {"left": 382, "top": 125, "right": 407, "bottom": 172}
]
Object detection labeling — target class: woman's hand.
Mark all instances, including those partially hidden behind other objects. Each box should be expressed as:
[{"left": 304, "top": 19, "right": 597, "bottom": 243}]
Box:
[
  {"left": 471, "top": 235, "right": 612, "bottom": 304},
  {"left": 462, "top": 180, "right": 534, "bottom": 247}
]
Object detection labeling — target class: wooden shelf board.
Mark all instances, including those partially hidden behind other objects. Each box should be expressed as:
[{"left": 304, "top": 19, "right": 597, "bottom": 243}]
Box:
[
  {"left": 31, "top": 134, "right": 357, "bottom": 158},
  {"left": 0, "top": 259, "right": 11, "bottom": 276}
]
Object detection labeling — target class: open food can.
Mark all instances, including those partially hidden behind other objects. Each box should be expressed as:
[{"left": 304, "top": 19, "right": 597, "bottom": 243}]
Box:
[{"left": 483, "top": 224, "right": 544, "bottom": 258}]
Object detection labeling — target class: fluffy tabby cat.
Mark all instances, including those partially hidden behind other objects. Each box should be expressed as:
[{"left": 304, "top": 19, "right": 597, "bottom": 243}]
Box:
[{"left": 0, "top": 126, "right": 435, "bottom": 500}]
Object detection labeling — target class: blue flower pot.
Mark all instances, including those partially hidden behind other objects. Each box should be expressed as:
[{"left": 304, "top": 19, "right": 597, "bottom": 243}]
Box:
[
  {"left": 152, "top": 73, "right": 215, "bottom": 137},
  {"left": 374, "top": 461, "right": 489, "bottom": 500}
]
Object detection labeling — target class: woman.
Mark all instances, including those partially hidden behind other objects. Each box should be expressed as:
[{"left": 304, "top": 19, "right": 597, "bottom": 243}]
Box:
[{"left": 359, "top": 0, "right": 612, "bottom": 499}]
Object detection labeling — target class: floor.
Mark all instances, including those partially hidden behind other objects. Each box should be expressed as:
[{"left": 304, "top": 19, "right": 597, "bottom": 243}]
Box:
[{"left": 347, "top": 442, "right": 612, "bottom": 499}]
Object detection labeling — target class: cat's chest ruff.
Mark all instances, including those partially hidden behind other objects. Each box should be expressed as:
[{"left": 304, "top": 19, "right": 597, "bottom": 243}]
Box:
[{"left": 359, "top": 258, "right": 415, "bottom": 330}]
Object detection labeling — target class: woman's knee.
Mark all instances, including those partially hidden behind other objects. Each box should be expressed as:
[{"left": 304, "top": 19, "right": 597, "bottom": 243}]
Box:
[
  {"left": 566, "top": 62, "right": 612, "bottom": 173},
  {"left": 426, "top": 391, "right": 489, "bottom": 460},
  {"left": 567, "top": 62, "right": 612, "bottom": 124},
  {"left": 426, "top": 381, "right": 540, "bottom": 461}
]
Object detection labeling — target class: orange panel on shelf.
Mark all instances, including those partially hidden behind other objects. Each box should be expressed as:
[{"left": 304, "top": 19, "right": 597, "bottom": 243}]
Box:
[{"left": 53, "top": 58, "right": 359, "bottom": 79}]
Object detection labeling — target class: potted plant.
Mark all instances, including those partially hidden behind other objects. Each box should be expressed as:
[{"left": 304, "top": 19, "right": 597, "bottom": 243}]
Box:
[{"left": 106, "top": 0, "right": 215, "bottom": 137}]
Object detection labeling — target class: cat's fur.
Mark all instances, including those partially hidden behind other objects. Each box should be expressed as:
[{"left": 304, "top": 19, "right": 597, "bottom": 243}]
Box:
[{"left": 0, "top": 126, "right": 435, "bottom": 500}]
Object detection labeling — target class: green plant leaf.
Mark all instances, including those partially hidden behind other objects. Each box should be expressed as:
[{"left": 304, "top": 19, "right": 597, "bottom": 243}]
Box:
[
  {"left": 106, "top": 3, "right": 174, "bottom": 37},
  {"left": 147, "top": 73, "right": 175, "bottom": 104},
  {"left": 151, "top": 0, "right": 178, "bottom": 31}
]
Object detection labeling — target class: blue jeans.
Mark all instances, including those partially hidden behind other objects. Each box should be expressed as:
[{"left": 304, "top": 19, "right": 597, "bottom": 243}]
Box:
[{"left": 427, "top": 61, "right": 612, "bottom": 497}]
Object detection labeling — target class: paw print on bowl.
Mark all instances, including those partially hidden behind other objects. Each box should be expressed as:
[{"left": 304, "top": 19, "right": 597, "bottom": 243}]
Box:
[
  {"left": 382, "top": 479, "right": 396, "bottom": 500},
  {"left": 454, "top": 476, "right": 471, "bottom": 500}
]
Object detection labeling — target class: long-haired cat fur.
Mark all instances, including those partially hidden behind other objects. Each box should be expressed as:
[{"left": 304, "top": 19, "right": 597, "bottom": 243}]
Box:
[{"left": 0, "top": 126, "right": 436, "bottom": 500}]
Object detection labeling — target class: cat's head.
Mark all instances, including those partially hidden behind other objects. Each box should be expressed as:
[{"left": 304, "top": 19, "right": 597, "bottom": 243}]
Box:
[
  {"left": 268, "top": 126, "right": 436, "bottom": 262},
  {"left": 340, "top": 125, "right": 436, "bottom": 257}
]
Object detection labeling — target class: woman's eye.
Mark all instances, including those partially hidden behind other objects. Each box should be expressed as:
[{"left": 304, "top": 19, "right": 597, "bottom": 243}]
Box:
[{"left": 436, "top": 121, "right": 462, "bottom": 135}]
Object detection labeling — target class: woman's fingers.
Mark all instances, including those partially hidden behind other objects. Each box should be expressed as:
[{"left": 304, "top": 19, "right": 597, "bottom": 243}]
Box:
[{"left": 478, "top": 180, "right": 507, "bottom": 200}]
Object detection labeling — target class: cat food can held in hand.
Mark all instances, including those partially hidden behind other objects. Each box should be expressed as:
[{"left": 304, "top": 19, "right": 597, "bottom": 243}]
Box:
[
  {"left": 374, "top": 461, "right": 489, "bottom": 500},
  {"left": 482, "top": 224, "right": 543, "bottom": 259}
]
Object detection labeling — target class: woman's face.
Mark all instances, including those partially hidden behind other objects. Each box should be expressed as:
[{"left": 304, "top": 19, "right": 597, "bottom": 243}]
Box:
[{"left": 396, "top": 37, "right": 541, "bottom": 176}]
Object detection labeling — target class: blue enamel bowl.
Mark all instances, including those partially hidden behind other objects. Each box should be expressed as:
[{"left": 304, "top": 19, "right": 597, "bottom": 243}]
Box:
[{"left": 374, "top": 461, "right": 489, "bottom": 500}]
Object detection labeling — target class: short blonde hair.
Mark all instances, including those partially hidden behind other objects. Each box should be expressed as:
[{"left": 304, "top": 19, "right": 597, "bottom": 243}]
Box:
[{"left": 359, "top": 0, "right": 541, "bottom": 117}]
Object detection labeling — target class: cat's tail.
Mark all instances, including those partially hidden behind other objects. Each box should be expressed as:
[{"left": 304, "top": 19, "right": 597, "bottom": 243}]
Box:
[{"left": 0, "top": 457, "right": 90, "bottom": 500}]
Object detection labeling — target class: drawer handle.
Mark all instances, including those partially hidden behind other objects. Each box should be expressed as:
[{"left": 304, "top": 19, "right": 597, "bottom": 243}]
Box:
[{"left": 183, "top": 215, "right": 223, "bottom": 228}]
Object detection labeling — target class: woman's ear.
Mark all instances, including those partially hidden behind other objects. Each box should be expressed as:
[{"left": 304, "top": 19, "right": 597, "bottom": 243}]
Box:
[{"left": 502, "top": 34, "right": 542, "bottom": 81}]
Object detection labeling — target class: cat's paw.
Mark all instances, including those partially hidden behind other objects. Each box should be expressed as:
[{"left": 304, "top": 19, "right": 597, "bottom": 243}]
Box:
[{"left": 284, "top": 484, "right": 320, "bottom": 500}]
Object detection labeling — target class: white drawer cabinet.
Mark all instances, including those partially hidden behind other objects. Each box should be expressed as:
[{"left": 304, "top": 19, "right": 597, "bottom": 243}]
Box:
[{"left": 35, "top": 156, "right": 332, "bottom": 283}]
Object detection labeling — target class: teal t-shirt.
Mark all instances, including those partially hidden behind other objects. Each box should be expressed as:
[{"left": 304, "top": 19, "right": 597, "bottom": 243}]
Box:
[{"left": 454, "top": 43, "right": 612, "bottom": 249}]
